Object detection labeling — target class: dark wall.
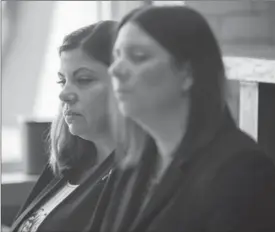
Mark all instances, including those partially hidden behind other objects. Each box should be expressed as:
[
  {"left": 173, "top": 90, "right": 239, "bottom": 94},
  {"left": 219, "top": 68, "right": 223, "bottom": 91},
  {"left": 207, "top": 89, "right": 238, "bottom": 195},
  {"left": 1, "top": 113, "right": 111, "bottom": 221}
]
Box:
[
  {"left": 2, "top": 181, "right": 36, "bottom": 226},
  {"left": 258, "top": 83, "right": 275, "bottom": 163}
]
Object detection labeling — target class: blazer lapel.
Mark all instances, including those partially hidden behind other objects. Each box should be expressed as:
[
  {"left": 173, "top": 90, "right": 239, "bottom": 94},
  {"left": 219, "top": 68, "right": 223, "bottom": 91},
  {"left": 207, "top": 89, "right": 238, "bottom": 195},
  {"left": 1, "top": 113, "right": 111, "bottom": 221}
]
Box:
[
  {"left": 129, "top": 126, "right": 195, "bottom": 232},
  {"left": 130, "top": 158, "right": 184, "bottom": 232},
  {"left": 10, "top": 177, "right": 64, "bottom": 232}
]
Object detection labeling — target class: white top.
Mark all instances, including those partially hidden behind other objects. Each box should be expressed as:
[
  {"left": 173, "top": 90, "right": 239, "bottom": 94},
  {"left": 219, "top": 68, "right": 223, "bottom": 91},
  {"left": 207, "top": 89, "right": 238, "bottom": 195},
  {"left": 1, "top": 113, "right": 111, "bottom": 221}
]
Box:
[{"left": 18, "top": 182, "right": 79, "bottom": 232}]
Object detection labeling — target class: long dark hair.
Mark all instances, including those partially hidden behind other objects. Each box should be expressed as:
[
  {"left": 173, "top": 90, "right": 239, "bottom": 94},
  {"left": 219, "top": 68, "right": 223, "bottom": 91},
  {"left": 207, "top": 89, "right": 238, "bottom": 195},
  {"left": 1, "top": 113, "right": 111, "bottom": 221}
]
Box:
[
  {"left": 49, "top": 21, "right": 118, "bottom": 176},
  {"left": 114, "top": 6, "right": 228, "bottom": 164}
]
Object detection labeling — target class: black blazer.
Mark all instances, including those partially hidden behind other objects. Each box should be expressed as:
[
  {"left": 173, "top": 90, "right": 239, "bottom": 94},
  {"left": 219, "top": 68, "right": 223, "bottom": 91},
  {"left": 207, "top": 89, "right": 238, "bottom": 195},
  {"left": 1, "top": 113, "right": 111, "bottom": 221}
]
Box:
[
  {"left": 10, "top": 153, "right": 115, "bottom": 232},
  {"left": 88, "top": 109, "right": 275, "bottom": 232}
]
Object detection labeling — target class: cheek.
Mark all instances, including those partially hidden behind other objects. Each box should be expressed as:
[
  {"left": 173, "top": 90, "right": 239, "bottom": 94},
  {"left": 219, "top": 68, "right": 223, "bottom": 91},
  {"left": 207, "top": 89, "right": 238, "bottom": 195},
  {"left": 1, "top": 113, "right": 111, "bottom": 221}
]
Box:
[
  {"left": 83, "top": 84, "right": 109, "bottom": 121},
  {"left": 134, "top": 62, "right": 172, "bottom": 92}
]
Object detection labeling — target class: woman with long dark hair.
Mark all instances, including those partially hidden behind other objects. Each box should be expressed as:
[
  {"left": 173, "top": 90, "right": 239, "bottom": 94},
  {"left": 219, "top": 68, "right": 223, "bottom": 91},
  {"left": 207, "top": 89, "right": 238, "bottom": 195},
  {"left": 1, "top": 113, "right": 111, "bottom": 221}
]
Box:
[
  {"left": 10, "top": 20, "right": 120, "bottom": 232},
  {"left": 87, "top": 6, "right": 275, "bottom": 232}
]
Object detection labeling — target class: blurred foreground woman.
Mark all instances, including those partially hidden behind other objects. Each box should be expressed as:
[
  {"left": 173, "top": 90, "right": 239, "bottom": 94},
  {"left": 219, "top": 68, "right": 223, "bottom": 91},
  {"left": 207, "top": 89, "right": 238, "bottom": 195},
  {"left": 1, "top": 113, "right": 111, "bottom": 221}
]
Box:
[
  {"left": 91, "top": 6, "right": 275, "bottom": 232},
  {"left": 10, "top": 20, "right": 119, "bottom": 232}
]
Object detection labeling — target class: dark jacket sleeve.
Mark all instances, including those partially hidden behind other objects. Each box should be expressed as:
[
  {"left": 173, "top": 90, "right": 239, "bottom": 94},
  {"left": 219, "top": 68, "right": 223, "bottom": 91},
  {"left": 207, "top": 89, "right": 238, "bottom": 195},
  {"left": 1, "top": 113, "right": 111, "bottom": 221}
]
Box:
[{"left": 204, "top": 151, "right": 275, "bottom": 232}]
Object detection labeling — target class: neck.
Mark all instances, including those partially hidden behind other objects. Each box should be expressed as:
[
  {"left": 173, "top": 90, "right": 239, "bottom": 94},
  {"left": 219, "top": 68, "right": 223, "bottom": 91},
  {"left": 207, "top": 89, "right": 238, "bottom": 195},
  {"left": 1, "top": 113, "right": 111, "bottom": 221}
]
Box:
[{"left": 137, "top": 99, "right": 189, "bottom": 160}]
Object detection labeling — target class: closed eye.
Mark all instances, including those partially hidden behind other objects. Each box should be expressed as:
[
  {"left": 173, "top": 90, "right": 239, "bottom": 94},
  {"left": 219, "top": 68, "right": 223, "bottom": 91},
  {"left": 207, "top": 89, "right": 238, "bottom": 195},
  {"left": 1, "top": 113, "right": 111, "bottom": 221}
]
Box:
[
  {"left": 129, "top": 52, "right": 148, "bottom": 63},
  {"left": 77, "top": 76, "right": 96, "bottom": 85},
  {"left": 127, "top": 47, "right": 149, "bottom": 64}
]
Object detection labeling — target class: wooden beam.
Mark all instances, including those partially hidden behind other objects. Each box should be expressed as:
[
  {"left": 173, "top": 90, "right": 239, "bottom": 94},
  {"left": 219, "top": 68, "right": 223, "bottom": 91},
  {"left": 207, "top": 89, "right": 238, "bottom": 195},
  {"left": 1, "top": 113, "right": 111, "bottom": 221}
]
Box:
[
  {"left": 224, "top": 56, "right": 275, "bottom": 84},
  {"left": 239, "top": 81, "right": 259, "bottom": 141}
]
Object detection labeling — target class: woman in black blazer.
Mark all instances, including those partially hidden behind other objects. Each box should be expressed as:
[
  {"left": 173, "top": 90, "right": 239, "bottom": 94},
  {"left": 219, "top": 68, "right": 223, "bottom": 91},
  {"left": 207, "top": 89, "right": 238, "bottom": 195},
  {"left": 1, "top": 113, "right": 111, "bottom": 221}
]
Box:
[
  {"left": 10, "top": 20, "right": 120, "bottom": 232},
  {"left": 86, "top": 6, "right": 275, "bottom": 232}
]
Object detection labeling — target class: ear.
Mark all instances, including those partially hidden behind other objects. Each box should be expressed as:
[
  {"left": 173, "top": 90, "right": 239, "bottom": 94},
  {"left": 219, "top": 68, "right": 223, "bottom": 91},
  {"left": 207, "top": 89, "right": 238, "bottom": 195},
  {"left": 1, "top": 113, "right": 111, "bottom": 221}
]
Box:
[{"left": 179, "top": 62, "right": 193, "bottom": 92}]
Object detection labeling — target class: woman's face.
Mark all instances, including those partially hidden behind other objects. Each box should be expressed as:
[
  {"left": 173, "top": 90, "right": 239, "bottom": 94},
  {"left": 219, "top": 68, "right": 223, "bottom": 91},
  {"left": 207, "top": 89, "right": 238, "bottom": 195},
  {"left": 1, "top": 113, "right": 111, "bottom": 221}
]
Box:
[
  {"left": 58, "top": 48, "right": 111, "bottom": 140},
  {"left": 109, "top": 22, "right": 187, "bottom": 121}
]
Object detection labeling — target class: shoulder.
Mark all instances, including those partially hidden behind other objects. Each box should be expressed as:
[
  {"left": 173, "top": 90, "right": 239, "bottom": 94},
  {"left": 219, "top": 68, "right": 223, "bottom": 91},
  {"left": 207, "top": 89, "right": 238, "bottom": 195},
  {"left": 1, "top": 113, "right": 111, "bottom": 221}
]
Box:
[
  {"left": 201, "top": 131, "right": 275, "bottom": 231},
  {"left": 207, "top": 125, "right": 275, "bottom": 184},
  {"left": 201, "top": 122, "right": 272, "bottom": 169},
  {"left": 205, "top": 128, "right": 275, "bottom": 208},
  {"left": 23, "top": 165, "right": 56, "bottom": 205},
  {"left": 212, "top": 150, "right": 275, "bottom": 189},
  {"left": 211, "top": 125, "right": 261, "bottom": 156},
  {"left": 206, "top": 153, "right": 275, "bottom": 231},
  {"left": 188, "top": 125, "right": 275, "bottom": 205}
]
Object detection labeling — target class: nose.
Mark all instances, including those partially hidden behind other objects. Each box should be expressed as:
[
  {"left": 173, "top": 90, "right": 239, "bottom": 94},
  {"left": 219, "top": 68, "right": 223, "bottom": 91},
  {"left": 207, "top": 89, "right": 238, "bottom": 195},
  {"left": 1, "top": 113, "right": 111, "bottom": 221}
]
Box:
[
  {"left": 59, "top": 84, "right": 78, "bottom": 105},
  {"left": 109, "top": 59, "right": 130, "bottom": 83}
]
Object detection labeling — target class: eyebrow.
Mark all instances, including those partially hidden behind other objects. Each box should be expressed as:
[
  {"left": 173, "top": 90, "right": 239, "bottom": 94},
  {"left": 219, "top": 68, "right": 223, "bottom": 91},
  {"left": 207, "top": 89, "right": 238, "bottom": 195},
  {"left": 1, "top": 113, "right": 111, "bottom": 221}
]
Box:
[{"left": 58, "top": 67, "right": 96, "bottom": 78}]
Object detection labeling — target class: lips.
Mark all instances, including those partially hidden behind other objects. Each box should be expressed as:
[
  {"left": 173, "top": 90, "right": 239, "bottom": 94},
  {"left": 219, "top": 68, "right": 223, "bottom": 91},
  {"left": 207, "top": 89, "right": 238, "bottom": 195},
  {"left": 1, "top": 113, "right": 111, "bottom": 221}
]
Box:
[
  {"left": 63, "top": 110, "right": 82, "bottom": 117},
  {"left": 114, "top": 89, "right": 130, "bottom": 100},
  {"left": 63, "top": 110, "right": 82, "bottom": 124},
  {"left": 114, "top": 87, "right": 131, "bottom": 94}
]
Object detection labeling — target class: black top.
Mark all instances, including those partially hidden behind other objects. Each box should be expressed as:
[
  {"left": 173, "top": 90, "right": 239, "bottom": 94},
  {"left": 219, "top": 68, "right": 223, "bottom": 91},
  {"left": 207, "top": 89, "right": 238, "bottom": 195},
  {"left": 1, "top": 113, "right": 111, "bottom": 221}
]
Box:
[
  {"left": 86, "top": 108, "right": 275, "bottom": 232},
  {"left": 10, "top": 152, "right": 115, "bottom": 232}
]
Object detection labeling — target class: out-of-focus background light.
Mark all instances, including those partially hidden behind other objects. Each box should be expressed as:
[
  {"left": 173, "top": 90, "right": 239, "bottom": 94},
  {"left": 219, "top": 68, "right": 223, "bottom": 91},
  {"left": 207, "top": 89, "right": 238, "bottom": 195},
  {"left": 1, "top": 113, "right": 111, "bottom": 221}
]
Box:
[{"left": 2, "top": 0, "right": 275, "bottom": 170}]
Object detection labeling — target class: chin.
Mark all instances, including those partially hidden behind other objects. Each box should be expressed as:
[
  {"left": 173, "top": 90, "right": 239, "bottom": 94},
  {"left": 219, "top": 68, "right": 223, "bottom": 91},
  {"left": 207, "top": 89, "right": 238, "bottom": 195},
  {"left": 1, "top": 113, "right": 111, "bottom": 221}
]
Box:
[
  {"left": 68, "top": 124, "right": 86, "bottom": 137},
  {"left": 118, "top": 103, "right": 131, "bottom": 117},
  {"left": 118, "top": 102, "right": 140, "bottom": 119},
  {"left": 68, "top": 124, "right": 102, "bottom": 142}
]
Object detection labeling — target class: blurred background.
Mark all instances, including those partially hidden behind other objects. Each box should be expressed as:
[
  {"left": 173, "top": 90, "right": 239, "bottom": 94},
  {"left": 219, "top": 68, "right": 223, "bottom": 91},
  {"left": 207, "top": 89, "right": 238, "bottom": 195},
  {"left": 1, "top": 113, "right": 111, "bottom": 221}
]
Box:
[{"left": 1, "top": 0, "right": 275, "bottom": 226}]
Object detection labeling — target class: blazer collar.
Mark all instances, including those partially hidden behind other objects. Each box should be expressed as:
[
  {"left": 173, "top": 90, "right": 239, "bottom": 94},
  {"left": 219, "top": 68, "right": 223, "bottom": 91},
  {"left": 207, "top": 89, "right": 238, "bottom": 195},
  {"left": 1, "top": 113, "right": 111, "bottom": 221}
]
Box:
[{"left": 10, "top": 176, "right": 64, "bottom": 232}]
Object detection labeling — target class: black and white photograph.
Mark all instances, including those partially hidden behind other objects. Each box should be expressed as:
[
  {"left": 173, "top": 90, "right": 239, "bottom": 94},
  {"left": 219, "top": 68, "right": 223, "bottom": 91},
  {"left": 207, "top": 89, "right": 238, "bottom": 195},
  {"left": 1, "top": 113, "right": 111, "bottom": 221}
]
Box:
[{"left": 2, "top": 1, "right": 275, "bottom": 232}]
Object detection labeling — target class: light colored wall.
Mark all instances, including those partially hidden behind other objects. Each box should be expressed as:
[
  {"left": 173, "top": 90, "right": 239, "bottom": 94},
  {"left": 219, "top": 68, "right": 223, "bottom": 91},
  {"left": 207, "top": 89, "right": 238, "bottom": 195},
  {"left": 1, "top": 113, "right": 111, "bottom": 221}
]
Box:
[
  {"left": 186, "top": 1, "right": 275, "bottom": 58},
  {"left": 110, "top": 1, "right": 144, "bottom": 21},
  {"left": 2, "top": 1, "right": 55, "bottom": 127}
]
